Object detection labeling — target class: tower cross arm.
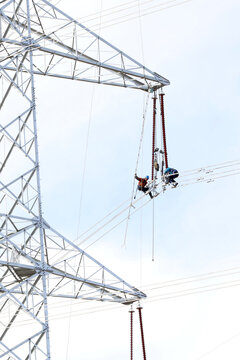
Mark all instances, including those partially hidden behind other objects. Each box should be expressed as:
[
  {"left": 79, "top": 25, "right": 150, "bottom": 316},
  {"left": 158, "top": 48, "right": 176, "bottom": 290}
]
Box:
[
  {"left": 1, "top": 0, "right": 170, "bottom": 91},
  {"left": 47, "top": 265, "right": 146, "bottom": 302},
  {"left": 0, "top": 259, "right": 146, "bottom": 303},
  {"left": 36, "top": 44, "right": 169, "bottom": 88}
]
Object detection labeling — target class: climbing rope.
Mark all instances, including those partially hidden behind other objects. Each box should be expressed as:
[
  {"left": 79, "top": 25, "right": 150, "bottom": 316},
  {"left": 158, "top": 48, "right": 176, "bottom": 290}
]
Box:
[
  {"left": 135, "top": 92, "right": 150, "bottom": 177},
  {"left": 123, "top": 92, "right": 150, "bottom": 247}
]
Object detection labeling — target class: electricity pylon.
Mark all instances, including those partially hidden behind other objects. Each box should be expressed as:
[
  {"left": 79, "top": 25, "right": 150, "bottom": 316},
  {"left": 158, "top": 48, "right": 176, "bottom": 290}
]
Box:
[{"left": 0, "top": 0, "right": 169, "bottom": 358}]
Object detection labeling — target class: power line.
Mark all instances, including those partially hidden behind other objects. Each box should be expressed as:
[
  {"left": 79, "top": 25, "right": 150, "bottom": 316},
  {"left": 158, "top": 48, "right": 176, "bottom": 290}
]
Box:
[
  {"left": 81, "top": 0, "right": 195, "bottom": 33},
  {"left": 2, "top": 262, "right": 240, "bottom": 330},
  {"left": 6, "top": 276, "right": 240, "bottom": 327},
  {"left": 12, "top": 265, "right": 240, "bottom": 315},
  {"left": 52, "top": 0, "right": 198, "bottom": 40},
  {"left": 77, "top": 0, "right": 156, "bottom": 23},
  {"left": 195, "top": 330, "right": 240, "bottom": 360},
  {"left": 82, "top": 165, "right": 240, "bottom": 250},
  {"left": 77, "top": 158, "right": 240, "bottom": 245}
]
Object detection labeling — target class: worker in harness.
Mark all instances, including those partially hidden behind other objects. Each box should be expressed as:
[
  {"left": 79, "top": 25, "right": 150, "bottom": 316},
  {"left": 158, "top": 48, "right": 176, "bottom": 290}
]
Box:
[
  {"left": 135, "top": 174, "right": 153, "bottom": 199},
  {"left": 164, "top": 167, "right": 179, "bottom": 187}
]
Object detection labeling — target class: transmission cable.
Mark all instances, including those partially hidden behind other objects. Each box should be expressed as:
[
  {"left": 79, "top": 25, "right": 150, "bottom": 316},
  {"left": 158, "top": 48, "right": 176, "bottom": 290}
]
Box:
[
  {"left": 142, "top": 266, "right": 240, "bottom": 290},
  {"left": 11, "top": 278, "right": 240, "bottom": 326},
  {"left": 77, "top": 197, "right": 131, "bottom": 240},
  {"left": 7, "top": 265, "right": 240, "bottom": 313},
  {"left": 46, "top": 0, "right": 198, "bottom": 43},
  {"left": 49, "top": 160, "right": 240, "bottom": 265},
  {"left": 74, "top": 0, "right": 197, "bottom": 35},
  {"left": 70, "top": 159, "right": 239, "bottom": 246},
  {"left": 78, "top": 189, "right": 150, "bottom": 247},
  {"left": 195, "top": 330, "right": 240, "bottom": 360},
  {"left": 85, "top": 192, "right": 155, "bottom": 250},
  {"left": 77, "top": 0, "right": 155, "bottom": 23},
  {"left": 4, "top": 265, "right": 240, "bottom": 328},
  {"left": 70, "top": 159, "right": 240, "bottom": 244},
  {"left": 83, "top": 167, "right": 240, "bottom": 250}
]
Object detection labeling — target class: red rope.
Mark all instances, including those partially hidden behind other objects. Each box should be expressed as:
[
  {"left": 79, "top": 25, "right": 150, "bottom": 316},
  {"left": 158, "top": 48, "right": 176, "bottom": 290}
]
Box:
[
  {"left": 160, "top": 93, "right": 168, "bottom": 169},
  {"left": 152, "top": 95, "right": 157, "bottom": 180},
  {"left": 137, "top": 306, "right": 147, "bottom": 360},
  {"left": 130, "top": 308, "right": 134, "bottom": 360}
]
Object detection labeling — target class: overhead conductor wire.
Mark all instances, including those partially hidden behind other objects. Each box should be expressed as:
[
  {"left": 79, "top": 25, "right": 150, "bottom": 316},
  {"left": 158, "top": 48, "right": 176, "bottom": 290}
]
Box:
[
  {"left": 85, "top": 192, "right": 155, "bottom": 250},
  {"left": 82, "top": 162, "right": 240, "bottom": 251},
  {"left": 4, "top": 265, "right": 240, "bottom": 328},
  {"left": 52, "top": 159, "right": 240, "bottom": 260},
  {"left": 76, "top": 159, "right": 240, "bottom": 244},
  {"left": 195, "top": 330, "right": 240, "bottom": 360},
  {"left": 49, "top": 159, "right": 240, "bottom": 265},
  {"left": 76, "top": 0, "right": 197, "bottom": 35},
  {"left": 7, "top": 273, "right": 240, "bottom": 327}
]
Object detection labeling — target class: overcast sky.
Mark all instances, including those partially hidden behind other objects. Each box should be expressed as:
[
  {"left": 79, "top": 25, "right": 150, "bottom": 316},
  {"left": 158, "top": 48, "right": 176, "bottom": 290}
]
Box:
[{"left": 32, "top": 0, "right": 240, "bottom": 359}]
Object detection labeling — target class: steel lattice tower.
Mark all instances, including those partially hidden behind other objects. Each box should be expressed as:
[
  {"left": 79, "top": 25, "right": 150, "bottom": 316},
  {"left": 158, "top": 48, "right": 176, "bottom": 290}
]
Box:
[{"left": 0, "top": 0, "right": 169, "bottom": 358}]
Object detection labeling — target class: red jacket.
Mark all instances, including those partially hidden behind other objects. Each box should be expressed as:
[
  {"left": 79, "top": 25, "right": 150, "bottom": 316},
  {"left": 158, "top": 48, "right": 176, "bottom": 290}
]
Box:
[{"left": 135, "top": 176, "right": 147, "bottom": 187}]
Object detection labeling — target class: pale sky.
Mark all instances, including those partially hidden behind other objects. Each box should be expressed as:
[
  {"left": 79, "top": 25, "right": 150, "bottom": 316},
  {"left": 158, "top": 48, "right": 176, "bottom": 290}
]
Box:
[{"left": 32, "top": 0, "right": 240, "bottom": 359}]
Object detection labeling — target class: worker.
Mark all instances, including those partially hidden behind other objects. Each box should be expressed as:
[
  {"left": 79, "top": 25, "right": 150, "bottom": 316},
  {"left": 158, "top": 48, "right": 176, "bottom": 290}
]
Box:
[
  {"left": 135, "top": 174, "right": 153, "bottom": 199},
  {"left": 164, "top": 167, "right": 179, "bottom": 187}
]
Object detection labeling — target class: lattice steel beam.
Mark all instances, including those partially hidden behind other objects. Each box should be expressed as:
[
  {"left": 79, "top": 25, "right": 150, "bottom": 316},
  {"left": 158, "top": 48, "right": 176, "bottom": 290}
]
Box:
[{"left": 0, "top": 0, "right": 167, "bottom": 358}]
